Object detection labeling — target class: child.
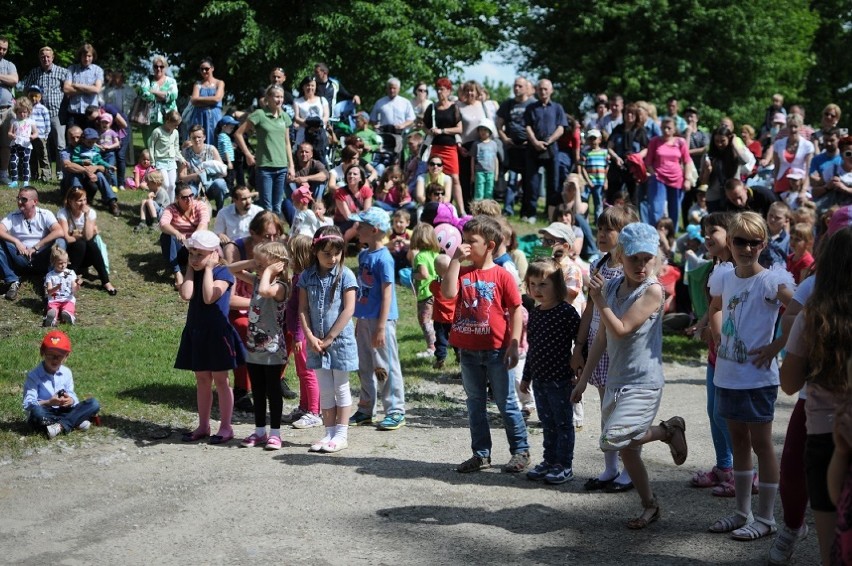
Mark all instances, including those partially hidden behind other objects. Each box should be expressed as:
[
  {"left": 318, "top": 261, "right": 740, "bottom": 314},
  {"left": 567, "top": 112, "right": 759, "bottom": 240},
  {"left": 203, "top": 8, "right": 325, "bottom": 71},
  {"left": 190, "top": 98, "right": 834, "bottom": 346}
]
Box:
[
  {"left": 297, "top": 225, "right": 359, "bottom": 453},
  {"left": 289, "top": 184, "right": 321, "bottom": 238},
  {"left": 127, "top": 149, "right": 155, "bottom": 190},
  {"left": 539, "top": 222, "right": 585, "bottom": 314},
  {"left": 216, "top": 115, "right": 239, "bottom": 190},
  {"left": 688, "top": 184, "right": 709, "bottom": 222},
  {"left": 572, "top": 222, "right": 688, "bottom": 529},
  {"left": 348, "top": 208, "right": 407, "bottom": 431},
  {"left": 22, "top": 331, "right": 100, "bottom": 439},
  {"left": 8, "top": 97, "right": 38, "bottom": 188},
  {"left": 282, "top": 235, "right": 321, "bottom": 429},
  {"left": 708, "top": 211, "right": 794, "bottom": 540},
  {"left": 137, "top": 169, "right": 170, "bottom": 231},
  {"left": 43, "top": 245, "right": 79, "bottom": 327},
  {"left": 579, "top": 128, "right": 609, "bottom": 219},
  {"left": 374, "top": 165, "right": 413, "bottom": 212},
  {"left": 389, "top": 208, "right": 412, "bottom": 273},
  {"left": 410, "top": 223, "right": 440, "bottom": 359},
  {"left": 431, "top": 254, "right": 456, "bottom": 370},
  {"left": 570, "top": 205, "right": 640, "bottom": 493},
  {"left": 522, "top": 258, "right": 582, "bottom": 484},
  {"left": 785, "top": 222, "right": 814, "bottom": 284},
  {"left": 229, "top": 241, "right": 290, "bottom": 450},
  {"left": 759, "top": 201, "right": 790, "bottom": 269},
  {"left": 442, "top": 215, "right": 530, "bottom": 474},
  {"left": 149, "top": 110, "right": 183, "bottom": 202},
  {"left": 97, "top": 113, "right": 121, "bottom": 188},
  {"left": 175, "top": 230, "right": 246, "bottom": 445},
  {"left": 313, "top": 197, "right": 333, "bottom": 228},
  {"left": 72, "top": 128, "right": 115, "bottom": 175},
  {"left": 470, "top": 118, "right": 500, "bottom": 201},
  {"left": 26, "top": 86, "right": 52, "bottom": 183}
]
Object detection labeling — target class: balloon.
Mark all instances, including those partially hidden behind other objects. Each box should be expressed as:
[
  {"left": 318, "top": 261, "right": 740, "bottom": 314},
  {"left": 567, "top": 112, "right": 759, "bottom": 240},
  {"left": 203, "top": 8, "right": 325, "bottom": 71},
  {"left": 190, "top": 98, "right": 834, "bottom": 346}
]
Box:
[{"left": 435, "top": 223, "right": 462, "bottom": 258}]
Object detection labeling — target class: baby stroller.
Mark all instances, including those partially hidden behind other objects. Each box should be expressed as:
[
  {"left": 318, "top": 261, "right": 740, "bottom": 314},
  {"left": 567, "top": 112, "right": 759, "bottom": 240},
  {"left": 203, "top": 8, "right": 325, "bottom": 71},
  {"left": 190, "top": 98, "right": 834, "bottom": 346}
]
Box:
[
  {"left": 304, "top": 116, "right": 330, "bottom": 166},
  {"left": 374, "top": 127, "right": 404, "bottom": 168}
]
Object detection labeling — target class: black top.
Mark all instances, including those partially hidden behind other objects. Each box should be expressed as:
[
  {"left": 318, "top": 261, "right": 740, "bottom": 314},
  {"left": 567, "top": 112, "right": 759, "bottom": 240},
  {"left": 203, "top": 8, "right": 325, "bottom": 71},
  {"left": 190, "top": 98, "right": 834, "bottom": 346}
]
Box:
[
  {"left": 522, "top": 302, "right": 581, "bottom": 384},
  {"left": 424, "top": 104, "right": 461, "bottom": 146}
]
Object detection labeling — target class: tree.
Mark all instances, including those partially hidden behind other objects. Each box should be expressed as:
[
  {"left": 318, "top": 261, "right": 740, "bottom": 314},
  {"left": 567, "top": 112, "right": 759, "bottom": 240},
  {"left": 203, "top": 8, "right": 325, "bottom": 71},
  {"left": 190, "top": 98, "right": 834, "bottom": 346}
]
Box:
[
  {"left": 513, "top": 0, "right": 818, "bottom": 126},
  {"left": 804, "top": 0, "right": 852, "bottom": 122}
]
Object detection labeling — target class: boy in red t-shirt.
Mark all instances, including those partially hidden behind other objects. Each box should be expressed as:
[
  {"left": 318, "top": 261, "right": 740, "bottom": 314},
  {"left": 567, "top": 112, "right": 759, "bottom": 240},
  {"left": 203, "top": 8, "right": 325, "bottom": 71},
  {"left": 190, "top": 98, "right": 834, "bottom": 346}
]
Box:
[{"left": 442, "top": 215, "right": 530, "bottom": 474}]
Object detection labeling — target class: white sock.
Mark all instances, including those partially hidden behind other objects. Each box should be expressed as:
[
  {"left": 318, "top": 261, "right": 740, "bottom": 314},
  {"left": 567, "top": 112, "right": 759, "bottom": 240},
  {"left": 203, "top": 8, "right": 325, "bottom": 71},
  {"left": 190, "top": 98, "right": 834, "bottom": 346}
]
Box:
[
  {"left": 600, "top": 450, "right": 620, "bottom": 480},
  {"left": 756, "top": 482, "right": 778, "bottom": 525},
  {"left": 334, "top": 424, "right": 349, "bottom": 440},
  {"left": 270, "top": 428, "right": 281, "bottom": 438},
  {"left": 734, "top": 470, "right": 754, "bottom": 518},
  {"left": 321, "top": 426, "right": 334, "bottom": 443},
  {"left": 255, "top": 427, "right": 266, "bottom": 437}
]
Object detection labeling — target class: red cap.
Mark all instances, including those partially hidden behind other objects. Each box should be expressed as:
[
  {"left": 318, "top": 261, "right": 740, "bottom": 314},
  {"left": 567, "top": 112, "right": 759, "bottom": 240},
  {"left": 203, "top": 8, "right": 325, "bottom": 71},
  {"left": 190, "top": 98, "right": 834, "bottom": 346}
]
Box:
[{"left": 41, "top": 330, "right": 72, "bottom": 353}]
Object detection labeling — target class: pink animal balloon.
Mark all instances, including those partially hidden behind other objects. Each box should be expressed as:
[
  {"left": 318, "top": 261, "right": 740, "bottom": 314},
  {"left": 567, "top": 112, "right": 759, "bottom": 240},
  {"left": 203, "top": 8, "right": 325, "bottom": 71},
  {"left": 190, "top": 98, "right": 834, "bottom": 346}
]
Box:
[{"left": 434, "top": 223, "right": 462, "bottom": 258}]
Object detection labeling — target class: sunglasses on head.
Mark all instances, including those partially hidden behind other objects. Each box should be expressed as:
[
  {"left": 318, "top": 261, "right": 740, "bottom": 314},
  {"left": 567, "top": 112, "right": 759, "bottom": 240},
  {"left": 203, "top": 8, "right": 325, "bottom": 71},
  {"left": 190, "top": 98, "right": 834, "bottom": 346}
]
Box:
[
  {"left": 731, "top": 236, "right": 763, "bottom": 248},
  {"left": 428, "top": 161, "right": 443, "bottom": 167}
]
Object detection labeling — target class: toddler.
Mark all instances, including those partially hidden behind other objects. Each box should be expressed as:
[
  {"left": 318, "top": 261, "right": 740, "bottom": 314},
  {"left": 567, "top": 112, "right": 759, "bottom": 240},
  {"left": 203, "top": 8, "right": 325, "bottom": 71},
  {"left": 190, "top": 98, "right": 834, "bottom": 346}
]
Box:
[
  {"left": 149, "top": 110, "right": 183, "bottom": 202},
  {"left": 127, "top": 149, "right": 155, "bottom": 190},
  {"left": 289, "top": 184, "right": 321, "bottom": 238},
  {"left": 389, "top": 208, "right": 412, "bottom": 273},
  {"left": 23, "top": 331, "right": 100, "bottom": 439},
  {"left": 579, "top": 128, "right": 609, "bottom": 219},
  {"left": 8, "top": 97, "right": 38, "bottom": 188},
  {"left": 43, "top": 245, "right": 79, "bottom": 327},
  {"left": 470, "top": 119, "right": 500, "bottom": 201},
  {"left": 137, "top": 170, "right": 169, "bottom": 231},
  {"left": 410, "top": 223, "right": 440, "bottom": 359},
  {"left": 97, "top": 113, "right": 121, "bottom": 188},
  {"left": 313, "top": 197, "right": 333, "bottom": 228},
  {"left": 785, "top": 222, "right": 814, "bottom": 284}
]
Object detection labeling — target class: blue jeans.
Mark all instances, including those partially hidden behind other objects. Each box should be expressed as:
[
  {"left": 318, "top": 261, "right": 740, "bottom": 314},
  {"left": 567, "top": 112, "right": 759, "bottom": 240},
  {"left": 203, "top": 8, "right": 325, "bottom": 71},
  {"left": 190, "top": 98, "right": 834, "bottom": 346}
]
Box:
[
  {"left": 643, "top": 177, "right": 684, "bottom": 230},
  {"left": 434, "top": 322, "right": 452, "bottom": 362},
  {"left": 159, "top": 233, "right": 189, "bottom": 274},
  {"left": 502, "top": 170, "right": 520, "bottom": 216},
  {"left": 102, "top": 151, "right": 118, "bottom": 187},
  {"left": 522, "top": 153, "right": 559, "bottom": 218},
  {"left": 67, "top": 171, "right": 116, "bottom": 204},
  {"left": 533, "top": 379, "right": 575, "bottom": 468},
  {"left": 574, "top": 213, "right": 599, "bottom": 260},
  {"left": 256, "top": 166, "right": 288, "bottom": 216},
  {"left": 589, "top": 183, "right": 604, "bottom": 220},
  {"left": 27, "top": 398, "right": 100, "bottom": 433},
  {"left": 117, "top": 134, "right": 130, "bottom": 187},
  {"left": 706, "top": 364, "right": 733, "bottom": 469},
  {"left": 191, "top": 178, "right": 229, "bottom": 213},
  {"left": 459, "top": 348, "right": 529, "bottom": 458},
  {"left": 0, "top": 239, "right": 66, "bottom": 283}
]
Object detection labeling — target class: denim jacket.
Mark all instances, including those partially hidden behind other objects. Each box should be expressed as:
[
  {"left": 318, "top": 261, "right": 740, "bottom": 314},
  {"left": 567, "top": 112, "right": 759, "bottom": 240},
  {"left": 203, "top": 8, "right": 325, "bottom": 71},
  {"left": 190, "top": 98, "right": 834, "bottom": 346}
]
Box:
[{"left": 297, "top": 264, "right": 359, "bottom": 371}]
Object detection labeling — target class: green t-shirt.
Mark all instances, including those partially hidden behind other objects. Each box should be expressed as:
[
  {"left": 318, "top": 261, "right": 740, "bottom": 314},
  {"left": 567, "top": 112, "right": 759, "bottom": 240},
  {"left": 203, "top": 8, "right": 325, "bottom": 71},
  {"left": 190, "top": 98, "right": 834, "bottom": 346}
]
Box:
[
  {"left": 413, "top": 249, "right": 439, "bottom": 301},
  {"left": 248, "top": 108, "right": 292, "bottom": 168}
]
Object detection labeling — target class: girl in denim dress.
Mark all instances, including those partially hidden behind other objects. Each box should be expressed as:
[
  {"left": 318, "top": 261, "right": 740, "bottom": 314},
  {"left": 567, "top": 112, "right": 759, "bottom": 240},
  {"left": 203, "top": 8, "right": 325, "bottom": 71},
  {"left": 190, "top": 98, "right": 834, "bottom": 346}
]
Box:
[{"left": 297, "top": 226, "right": 359, "bottom": 453}]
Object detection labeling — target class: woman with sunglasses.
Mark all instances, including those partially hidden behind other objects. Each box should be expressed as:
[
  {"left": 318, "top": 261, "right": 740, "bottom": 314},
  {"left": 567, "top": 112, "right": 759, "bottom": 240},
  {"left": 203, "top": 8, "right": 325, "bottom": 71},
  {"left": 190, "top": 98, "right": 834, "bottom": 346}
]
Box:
[
  {"left": 415, "top": 157, "right": 453, "bottom": 205},
  {"left": 423, "top": 77, "right": 464, "bottom": 213},
  {"left": 813, "top": 103, "right": 842, "bottom": 151},
  {"left": 772, "top": 113, "right": 814, "bottom": 197},
  {"left": 138, "top": 56, "right": 178, "bottom": 149},
  {"left": 186, "top": 58, "right": 224, "bottom": 148},
  {"left": 412, "top": 82, "right": 432, "bottom": 122},
  {"left": 159, "top": 182, "right": 210, "bottom": 289}
]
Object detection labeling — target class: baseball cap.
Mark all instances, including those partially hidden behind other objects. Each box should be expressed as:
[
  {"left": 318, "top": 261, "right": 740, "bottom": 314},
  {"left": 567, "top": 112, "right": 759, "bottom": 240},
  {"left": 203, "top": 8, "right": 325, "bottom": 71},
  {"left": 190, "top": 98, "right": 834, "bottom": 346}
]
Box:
[
  {"left": 349, "top": 207, "right": 390, "bottom": 232},
  {"left": 786, "top": 168, "right": 805, "bottom": 180},
  {"left": 82, "top": 128, "right": 99, "bottom": 140},
  {"left": 356, "top": 111, "right": 371, "bottom": 122},
  {"left": 539, "top": 222, "right": 576, "bottom": 246},
  {"left": 292, "top": 184, "right": 314, "bottom": 205},
  {"left": 186, "top": 230, "right": 221, "bottom": 251},
  {"left": 41, "top": 330, "right": 72, "bottom": 354},
  {"left": 772, "top": 112, "right": 786, "bottom": 125},
  {"left": 219, "top": 115, "right": 239, "bottom": 127},
  {"left": 27, "top": 85, "right": 43, "bottom": 94},
  {"left": 619, "top": 222, "right": 660, "bottom": 256},
  {"left": 99, "top": 113, "right": 113, "bottom": 125},
  {"left": 586, "top": 129, "right": 601, "bottom": 139}
]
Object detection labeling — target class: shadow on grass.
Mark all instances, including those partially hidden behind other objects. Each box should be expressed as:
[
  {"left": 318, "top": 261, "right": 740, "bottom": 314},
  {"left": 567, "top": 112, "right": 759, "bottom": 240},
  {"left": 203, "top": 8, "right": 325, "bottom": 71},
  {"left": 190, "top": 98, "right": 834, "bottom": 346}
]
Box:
[
  {"left": 0, "top": 418, "right": 32, "bottom": 436},
  {"left": 124, "top": 251, "right": 170, "bottom": 283},
  {"left": 117, "top": 383, "right": 196, "bottom": 411}
]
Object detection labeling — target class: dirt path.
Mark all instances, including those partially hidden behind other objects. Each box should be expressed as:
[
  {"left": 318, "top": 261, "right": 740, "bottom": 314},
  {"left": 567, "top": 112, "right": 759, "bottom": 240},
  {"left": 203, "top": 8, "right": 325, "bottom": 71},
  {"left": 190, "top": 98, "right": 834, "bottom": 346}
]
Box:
[{"left": 0, "top": 362, "right": 820, "bottom": 565}]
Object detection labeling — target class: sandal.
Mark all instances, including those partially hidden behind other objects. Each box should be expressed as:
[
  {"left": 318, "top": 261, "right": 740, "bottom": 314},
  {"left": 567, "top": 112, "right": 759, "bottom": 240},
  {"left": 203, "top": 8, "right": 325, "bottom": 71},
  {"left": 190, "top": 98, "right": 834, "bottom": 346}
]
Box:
[
  {"left": 660, "top": 416, "right": 687, "bottom": 465},
  {"left": 626, "top": 496, "right": 661, "bottom": 530},
  {"left": 712, "top": 473, "right": 759, "bottom": 497},
  {"left": 709, "top": 512, "right": 753, "bottom": 533},
  {"left": 691, "top": 466, "right": 732, "bottom": 488},
  {"left": 731, "top": 518, "right": 777, "bottom": 541}
]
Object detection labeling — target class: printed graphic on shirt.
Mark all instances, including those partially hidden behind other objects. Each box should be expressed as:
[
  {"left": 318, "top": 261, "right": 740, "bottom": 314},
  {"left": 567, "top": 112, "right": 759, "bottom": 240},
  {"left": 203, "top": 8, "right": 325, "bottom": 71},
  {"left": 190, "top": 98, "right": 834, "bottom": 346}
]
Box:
[
  {"left": 719, "top": 290, "right": 750, "bottom": 363},
  {"left": 246, "top": 304, "right": 280, "bottom": 354},
  {"left": 356, "top": 264, "right": 375, "bottom": 305},
  {"left": 453, "top": 277, "right": 497, "bottom": 335}
]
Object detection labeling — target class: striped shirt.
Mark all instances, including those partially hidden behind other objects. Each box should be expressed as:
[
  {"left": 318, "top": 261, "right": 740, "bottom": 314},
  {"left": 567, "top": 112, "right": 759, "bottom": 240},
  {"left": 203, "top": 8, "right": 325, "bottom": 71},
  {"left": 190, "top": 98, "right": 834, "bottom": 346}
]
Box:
[
  {"left": 582, "top": 148, "right": 609, "bottom": 186},
  {"left": 217, "top": 132, "right": 234, "bottom": 162},
  {"left": 32, "top": 103, "right": 51, "bottom": 139},
  {"left": 22, "top": 64, "right": 68, "bottom": 116}
]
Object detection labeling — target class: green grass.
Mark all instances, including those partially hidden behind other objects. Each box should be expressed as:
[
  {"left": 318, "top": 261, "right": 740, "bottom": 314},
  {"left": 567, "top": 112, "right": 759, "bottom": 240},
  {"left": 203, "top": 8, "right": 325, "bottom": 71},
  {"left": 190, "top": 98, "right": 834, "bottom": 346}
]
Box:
[{"left": 0, "top": 179, "right": 705, "bottom": 459}]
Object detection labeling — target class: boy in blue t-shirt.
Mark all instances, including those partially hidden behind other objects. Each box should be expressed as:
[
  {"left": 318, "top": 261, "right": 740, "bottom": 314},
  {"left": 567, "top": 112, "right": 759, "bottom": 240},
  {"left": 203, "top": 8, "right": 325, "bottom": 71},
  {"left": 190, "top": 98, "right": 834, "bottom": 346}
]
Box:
[{"left": 348, "top": 207, "right": 406, "bottom": 430}]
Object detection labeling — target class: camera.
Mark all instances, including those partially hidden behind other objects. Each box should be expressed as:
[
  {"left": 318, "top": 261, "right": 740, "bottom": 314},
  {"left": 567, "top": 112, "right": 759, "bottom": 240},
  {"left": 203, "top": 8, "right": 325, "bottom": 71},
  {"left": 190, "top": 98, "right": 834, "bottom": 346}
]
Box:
[{"left": 57, "top": 389, "right": 67, "bottom": 398}]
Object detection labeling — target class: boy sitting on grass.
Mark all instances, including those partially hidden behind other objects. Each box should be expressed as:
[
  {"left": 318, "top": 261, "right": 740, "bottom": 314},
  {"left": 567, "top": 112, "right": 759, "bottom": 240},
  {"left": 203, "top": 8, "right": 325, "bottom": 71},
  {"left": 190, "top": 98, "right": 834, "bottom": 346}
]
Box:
[{"left": 23, "top": 331, "right": 100, "bottom": 439}]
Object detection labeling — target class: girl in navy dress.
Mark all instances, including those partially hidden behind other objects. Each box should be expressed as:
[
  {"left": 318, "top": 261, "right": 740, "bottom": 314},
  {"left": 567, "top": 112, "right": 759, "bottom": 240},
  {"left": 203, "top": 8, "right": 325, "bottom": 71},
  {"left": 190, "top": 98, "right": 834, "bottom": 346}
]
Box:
[{"left": 176, "top": 230, "right": 246, "bottom": 444}]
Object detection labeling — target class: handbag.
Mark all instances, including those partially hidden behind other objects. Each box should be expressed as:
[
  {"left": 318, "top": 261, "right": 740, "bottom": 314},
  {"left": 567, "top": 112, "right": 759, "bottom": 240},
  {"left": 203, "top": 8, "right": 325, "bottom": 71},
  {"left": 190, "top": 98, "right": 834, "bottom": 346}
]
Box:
[
  {"left": 130, "top": 97, "right": 152, "bottom": 125},
  {"left": 93, "top": 234, "right": 110, "bottom": 275}
]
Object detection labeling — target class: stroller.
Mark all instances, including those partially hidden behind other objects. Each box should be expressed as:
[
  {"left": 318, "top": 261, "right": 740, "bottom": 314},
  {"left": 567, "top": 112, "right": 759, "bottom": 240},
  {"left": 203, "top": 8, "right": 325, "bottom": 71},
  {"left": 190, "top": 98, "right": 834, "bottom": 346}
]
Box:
[{"left": 304, "top": 116, "right": 330, "bottom": 166}]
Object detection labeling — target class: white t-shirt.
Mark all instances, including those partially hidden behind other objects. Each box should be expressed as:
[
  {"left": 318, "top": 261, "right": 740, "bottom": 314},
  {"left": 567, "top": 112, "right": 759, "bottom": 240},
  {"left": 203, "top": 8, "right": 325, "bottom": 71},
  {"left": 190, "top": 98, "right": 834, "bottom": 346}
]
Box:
[
  {"left": 289, "top": 209, "right": 321, "bottom": 238},
  {"left": 44, "top": 268, "right": 77, "bottom": 304},
  {"left": 709, "top": 263, "right": 794, "bottom": 389},
  {"left": 1, "top": 208, "right": 59, "bottom": 248},
  {"left": 56, "top": 207, "right": 96, "bottom": 232},
  {"left": 213, "top": 204, "right": 262, "bottom": 241},
  {"left": 295, "top": 96, "right": 328, "bottom": 124}
]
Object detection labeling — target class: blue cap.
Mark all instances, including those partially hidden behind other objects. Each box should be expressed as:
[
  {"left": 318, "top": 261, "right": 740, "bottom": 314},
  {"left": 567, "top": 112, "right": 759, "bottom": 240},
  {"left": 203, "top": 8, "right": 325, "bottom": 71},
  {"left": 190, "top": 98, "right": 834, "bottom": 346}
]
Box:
[
  {"left": 619, "top": 222, "right": 659, "bottom": 256},
  {"left": 82, "top": 128, "right": 99, "bottom": 140},
  {"left": 219, "top": 115, "right": 239, "bottom": 127},
  {"left": 686, "top": 224, "right": 705, "bottom": 244},
  {"left": 349, "top": 207, "right": 390, "bottom": 233},
  {"left": 26, "top": 85, "right": 42, "bottom": 94}
]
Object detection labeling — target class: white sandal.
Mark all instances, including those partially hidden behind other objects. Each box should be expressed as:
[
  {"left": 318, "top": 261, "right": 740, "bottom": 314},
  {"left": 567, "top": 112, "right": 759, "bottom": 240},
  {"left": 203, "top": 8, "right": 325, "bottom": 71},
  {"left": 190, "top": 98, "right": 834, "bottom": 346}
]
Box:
[{"left": 709, "top": 511, "right": 753, "bottom": 533}]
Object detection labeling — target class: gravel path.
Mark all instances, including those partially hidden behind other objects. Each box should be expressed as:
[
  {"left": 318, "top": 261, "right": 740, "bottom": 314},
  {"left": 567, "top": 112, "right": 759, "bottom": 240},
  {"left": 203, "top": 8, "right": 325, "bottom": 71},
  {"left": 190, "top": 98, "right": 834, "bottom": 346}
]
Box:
[{"left": 0, "top": 361, "right": 821, "bottom": 565}]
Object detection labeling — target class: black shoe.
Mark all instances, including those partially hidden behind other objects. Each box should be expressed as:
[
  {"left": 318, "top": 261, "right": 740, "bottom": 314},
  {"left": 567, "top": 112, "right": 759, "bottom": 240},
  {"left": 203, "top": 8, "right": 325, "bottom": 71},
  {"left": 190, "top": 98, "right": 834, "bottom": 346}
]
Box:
[
  {"left": 584, "top": 477, "right": 615, "bottom": 491},
  {"left": 280, "top": 380, "right": 298, "bottom": 399},
  {"left": 605, "top": 481, "right": 635, "bottom": 493}
]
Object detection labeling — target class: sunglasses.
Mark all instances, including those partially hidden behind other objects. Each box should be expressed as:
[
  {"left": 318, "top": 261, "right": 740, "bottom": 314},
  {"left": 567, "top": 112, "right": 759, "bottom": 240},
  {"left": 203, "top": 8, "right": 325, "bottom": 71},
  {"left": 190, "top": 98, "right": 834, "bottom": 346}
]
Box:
[
  {"left": 431, "top": 191, "right": 445, "bottom": 197},
  {"left": 416, "top": 88, "right": 428, "bottom": 93},
  {"left": 731, "top": 236, "right": 764, "bottom": 248},
  {"left": 153, "top": 64, "right": 165, "bottom": 69},
  {"left": 199, "top": 67, "right": 211, "bottom": 71},
  {"left": 541, "top": 237, "right": 565, "bottom": 247},
  {"left": 428, "top": 161, "right": 443, "bottom": 167},
  {"left": 178, "top": 194, "right": 194, "bottom": 200},
  {"left": 17, "top": 197, "right": 31, "bottom": 203}
]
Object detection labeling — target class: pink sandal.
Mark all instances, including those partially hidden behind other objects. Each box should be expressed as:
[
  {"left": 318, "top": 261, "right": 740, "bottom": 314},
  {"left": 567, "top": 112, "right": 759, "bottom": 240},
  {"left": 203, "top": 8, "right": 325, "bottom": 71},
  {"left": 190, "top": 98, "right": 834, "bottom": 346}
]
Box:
[
  {"left": 691, "top": 466, "right": 732, "bottom": 488},
  {"left": 711, "top": 473, "right": 759, "bottom": 497}
]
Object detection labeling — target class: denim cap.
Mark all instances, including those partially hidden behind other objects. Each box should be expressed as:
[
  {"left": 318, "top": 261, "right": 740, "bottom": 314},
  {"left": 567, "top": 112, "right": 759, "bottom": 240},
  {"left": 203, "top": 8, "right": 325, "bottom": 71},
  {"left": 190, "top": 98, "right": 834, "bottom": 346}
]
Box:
[
  {"left": 219, "top": 115, "right": 239, "bottom": 127},
  {"left": 82, "top": 128, "right": 99, "bottom": 140},
  {"left": 349, "top": 207, "right": 390, "bottom": 232},
  {"left": 27, "top": 85, "right": 43, "bottom": 94},
  {"left": 186, "top": 230, "right": 221, "bottom": 252},
  {"left": 686, "top": 224, "right": 705, "bottom": 243},
  {"left": 619, "top": 222, "right": 660, "bottom": 256}
]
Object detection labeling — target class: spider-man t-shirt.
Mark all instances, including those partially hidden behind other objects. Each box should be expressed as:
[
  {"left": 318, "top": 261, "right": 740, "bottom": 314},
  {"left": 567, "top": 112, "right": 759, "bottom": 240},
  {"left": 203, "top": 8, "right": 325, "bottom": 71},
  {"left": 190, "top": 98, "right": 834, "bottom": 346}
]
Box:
[{"left": 449, "top": 266, "right": 521, "bottom": 351}]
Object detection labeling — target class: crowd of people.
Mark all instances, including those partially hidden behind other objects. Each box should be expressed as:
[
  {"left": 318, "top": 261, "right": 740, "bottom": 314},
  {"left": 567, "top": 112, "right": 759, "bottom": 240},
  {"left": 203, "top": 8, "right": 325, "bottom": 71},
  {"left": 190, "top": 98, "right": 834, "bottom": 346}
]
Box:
[{"left": 3, "top": 37, "right": 852, "bottom": 565}]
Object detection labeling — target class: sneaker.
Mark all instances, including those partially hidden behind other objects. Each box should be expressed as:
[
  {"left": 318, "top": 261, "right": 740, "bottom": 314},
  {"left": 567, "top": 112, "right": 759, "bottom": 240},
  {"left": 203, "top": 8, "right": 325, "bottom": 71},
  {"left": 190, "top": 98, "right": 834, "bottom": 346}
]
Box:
[
  {"left": 60, "top": 311, "right": 76, "bottom": 325},
  {"left": 525, "top": 216, "right": 537, "bottom": 225},
  {"left": 349, "top": 411, "right": 373, "bottom": 426},
  {"left": 43, "top": 309, "right": 58, "bottom": 327},
  {"left": 457, "top": 455, "right": 491, "bottom": 473},
  {"left": 5, "top": 281, "right": 20, "bottom": 301},
  {"left": 376, "top": 412, "right": 405, "bottom": 431},
  {"left": 264, "top": 436, "right": 282, "bottom": 451},
  {"left": 309, "top": 438, "right": 329, "bottom": 452},
  {"left": 282, "top": 408, "right": 307, "bottom": 424},
  {"left": 415, "top": 349, "right": 436, "bottom": 359},
  {"left": 433, "top": 358, "right": 445, "bottom": 369},
  {"left": 292, "top": 412, "right": 323, "bottom": 429},
  {"left": 46, "top": 423, "right": 63, "bottom": 439},
  {"left": 768, "top": 523, "right": 808, "bottom": 565},
  {"left": 502, "top": 451, "right": 531, "bottom": 473},
  {"left": 8, "top": 181, "right": 19, "bottom": 189},
  {"left": 321, "top": 438, "right": 348, "bottom": 453},
  {"left": 526, "top": 461, "right": 553, "bottom": 481},
  {"left": 240, "top": 432, "right": 268, "bottom": 448},
  {"left": 544, "top": 465, "right": 575, "bottom": 484},
  {"left": 77, "top": 420, "right": 91, "bottom": 431}
]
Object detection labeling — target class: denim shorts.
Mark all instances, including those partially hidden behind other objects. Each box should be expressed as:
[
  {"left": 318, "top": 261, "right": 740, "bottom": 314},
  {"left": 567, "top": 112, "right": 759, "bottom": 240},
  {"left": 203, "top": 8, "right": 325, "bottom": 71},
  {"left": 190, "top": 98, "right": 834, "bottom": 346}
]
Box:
[
  {"left": 805, "top": 433, "right": 836, "bottom": 512},
  {"left": 715, "top": 385, "right": 778, "bottom": 423}
]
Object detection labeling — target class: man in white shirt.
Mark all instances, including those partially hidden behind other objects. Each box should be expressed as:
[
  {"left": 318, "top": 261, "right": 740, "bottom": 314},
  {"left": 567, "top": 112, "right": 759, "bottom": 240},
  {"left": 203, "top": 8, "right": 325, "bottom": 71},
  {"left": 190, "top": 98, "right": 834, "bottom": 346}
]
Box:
[
  {"left": 0, "top": 187, "right": 66, "bottom": 300},
  {"left": 214, "top": 185, "right": 262, "bottom": 244},
  {"left": 370, "top": 78, "right": 415, "bottom": 134}
]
